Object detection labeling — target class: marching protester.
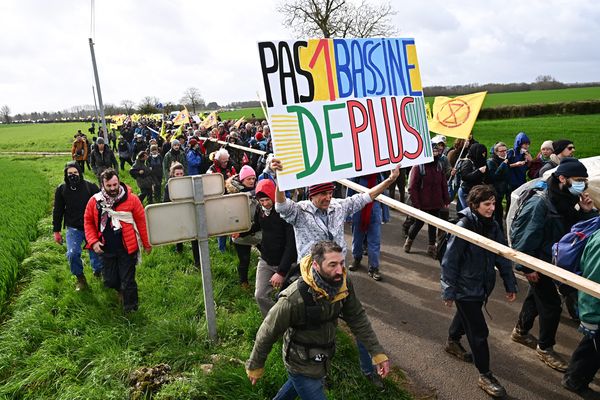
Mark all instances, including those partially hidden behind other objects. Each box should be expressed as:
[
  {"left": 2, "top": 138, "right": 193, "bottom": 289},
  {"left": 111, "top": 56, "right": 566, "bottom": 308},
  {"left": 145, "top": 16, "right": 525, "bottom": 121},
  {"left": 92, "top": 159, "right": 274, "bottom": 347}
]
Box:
[
  {"left": 84, "top": 168, "right": 152, "bottom": 313},
  {"left": 129, "top": 150, "right": 154, "bottom": 205},
  {"left": 117, "top": 136, "right": 133, "bottom": 171},
  {"left": 348, "top": 173, "right": 386, "bottom": 280},
  {"left": 226, "top": 165, "right": 257, "bottom": 288},
  {"left": 506, "top": 132, "right": 532, "bottom": 210},
  {"left": 404, "top": 143, "right": 450, "bottom": 257},
  {"left": 486, "top": 142, "right": 510, "bottom": 228},
  {"left": 71, "top": 134, "right": 89, "bottom": 172},
  {"left": 131, "top": 134, "right": 146, "bottom": 161},
  {"left": 162, "top": 139, "right": 187, "bottom": 177},
  {"left": 458, "top": 143, "right": 489, "bottom": 210},
  {"left": 186, "top": 138, "right": 204, "bottom": 176},
  {"left": 238, "top": 178, "right": 296, "bottom": 316},
  {"left": 52, "top": 161, "right": 102, "bottom": 291},
  {"left": 147, "top": 145, "right": 163, "bottom": 203},
  {"left": 271, "top": 158, "right": 400, "bottom": 389},
  {"left": 208, "top": 148, "right": 237, "bottom": 252},
  {"left": 510, "top": 158, "right": 597, "bottom": 371},
  {"left": 538, "top": 139, "right": 576, "bottom": 177},
  {"left": 562, "top": 228, "right": 600, "bottom": 394},
  {"left": 528, "top": 140, "right": 554, "bottom": 179},
  {"left": 163, "top": 162, "right": 200, "bottom": 267},
  {"left": 90, "top": 137, "right": 118, "bottom": 180},
  {"left": 246, "top": 241, "right": 390, "bottom": 399},
  {"left": 441, "top": 185, "right": 517, "bottom": 398}
]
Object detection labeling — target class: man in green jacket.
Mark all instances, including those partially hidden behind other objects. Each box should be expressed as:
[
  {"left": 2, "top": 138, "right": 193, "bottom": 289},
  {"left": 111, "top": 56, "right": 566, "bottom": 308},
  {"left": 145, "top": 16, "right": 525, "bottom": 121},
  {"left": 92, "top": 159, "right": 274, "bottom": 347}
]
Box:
[
  {"left": 246, "top": 241, "right": 390, "bottom": 400},
  {"left": 562, "top": 228, "right": 600, "bottom": 394}
]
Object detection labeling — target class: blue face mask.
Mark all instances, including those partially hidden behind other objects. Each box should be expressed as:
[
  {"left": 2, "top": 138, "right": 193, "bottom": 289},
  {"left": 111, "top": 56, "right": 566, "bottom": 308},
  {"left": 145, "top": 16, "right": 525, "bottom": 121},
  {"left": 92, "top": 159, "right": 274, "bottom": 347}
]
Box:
[{"left": 568, "top": 181, "right": 586, "bottom": 196}]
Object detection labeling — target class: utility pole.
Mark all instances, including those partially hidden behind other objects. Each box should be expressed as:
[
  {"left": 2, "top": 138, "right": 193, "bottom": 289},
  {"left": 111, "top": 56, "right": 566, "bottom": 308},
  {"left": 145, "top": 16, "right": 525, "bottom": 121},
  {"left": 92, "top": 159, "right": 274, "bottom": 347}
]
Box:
[
  {"left": 88, "top": 38, "right": 108, "bottom": 142},
  {"left": 92, "top": 86, "right": 100, "bottom": 124}
]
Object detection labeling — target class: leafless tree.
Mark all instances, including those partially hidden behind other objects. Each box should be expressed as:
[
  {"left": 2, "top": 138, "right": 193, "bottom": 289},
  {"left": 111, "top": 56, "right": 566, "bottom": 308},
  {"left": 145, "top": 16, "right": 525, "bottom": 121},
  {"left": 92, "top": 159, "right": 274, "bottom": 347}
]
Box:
[
  {"left": 0, "top": 105, "right": 10, "bottom": 124},
  {"left": 180, "top": 87, "right": 205, "bottom": 114},
  {"left": 138, "top": 96, "right": 160, "bottom": 114},
  {"left": 120, "top": 99, "right": 135, "bottom": 115},
  {"left": 277, "top": 0, "right": 397, "bottom": 38}
]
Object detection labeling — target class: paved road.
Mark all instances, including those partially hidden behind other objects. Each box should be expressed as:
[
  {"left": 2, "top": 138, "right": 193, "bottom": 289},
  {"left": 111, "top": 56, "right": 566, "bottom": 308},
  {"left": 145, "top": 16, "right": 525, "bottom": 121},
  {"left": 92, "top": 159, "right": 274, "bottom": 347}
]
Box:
[{"left": 345, "top": 209, "right": 599, "bottom": 400}]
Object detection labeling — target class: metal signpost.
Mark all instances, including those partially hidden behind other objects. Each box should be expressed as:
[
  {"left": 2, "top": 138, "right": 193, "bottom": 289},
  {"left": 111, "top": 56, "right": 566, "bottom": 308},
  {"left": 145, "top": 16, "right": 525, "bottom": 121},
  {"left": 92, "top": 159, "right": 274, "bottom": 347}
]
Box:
[{"left": 145, "top": 174, "right": 251, "bottom": 341}]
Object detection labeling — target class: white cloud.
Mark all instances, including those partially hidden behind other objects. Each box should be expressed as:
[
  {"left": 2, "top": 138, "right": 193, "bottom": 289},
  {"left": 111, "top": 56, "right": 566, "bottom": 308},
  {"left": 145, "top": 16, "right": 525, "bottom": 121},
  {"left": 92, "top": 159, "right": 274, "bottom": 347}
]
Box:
[{"left": 0, "top": 0, "right": 598, "bottom": 114}]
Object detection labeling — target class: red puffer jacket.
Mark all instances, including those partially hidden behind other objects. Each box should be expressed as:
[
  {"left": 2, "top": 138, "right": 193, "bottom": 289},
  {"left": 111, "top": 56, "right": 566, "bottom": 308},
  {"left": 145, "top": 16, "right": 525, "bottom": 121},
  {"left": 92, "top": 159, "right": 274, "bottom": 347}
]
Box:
[
  {"left": 408, "top": 162, "right": 450, "bottom": 211},
  {"left": 84, "top": 184, "right": 151, "bottom": 254}
]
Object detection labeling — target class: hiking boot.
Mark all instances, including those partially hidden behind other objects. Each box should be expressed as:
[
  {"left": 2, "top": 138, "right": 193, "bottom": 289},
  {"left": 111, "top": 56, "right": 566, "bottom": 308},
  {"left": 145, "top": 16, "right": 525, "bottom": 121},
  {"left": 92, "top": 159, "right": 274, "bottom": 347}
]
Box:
[
  {"left": 561, "top": 376, "right": 591, "bottom": 394},
  {"left": 445, "top": 340, "right": 473, "bottom": 363},
  {"left": 349, "top": 258, "right": 362, "bottom": 271},
  {"left": 511, "top": 327, "right": 537, "bottom": 349},
  {"left": 75, "top": 274, "right": 88, "bottom": 291},
  {"left": 93, "top": 270, "right": 102, "bottom": 278},
  {"left": 427, "top": 244, "right": 437, "bottom": 259},
  {"left": 403, "top": 238, "right": 413, "bottom": 253},
  {"left": 478, "top": 372, "right": 506, "bottom": 398},
  {"left": 368, "top": 268, "right": 382, "bottom": 281},
  {"left": 536, "top": 346, "right": 568, "bottom": 372},
  {"left": 366, "top": 373, "right": 385, "bottom": 392}
]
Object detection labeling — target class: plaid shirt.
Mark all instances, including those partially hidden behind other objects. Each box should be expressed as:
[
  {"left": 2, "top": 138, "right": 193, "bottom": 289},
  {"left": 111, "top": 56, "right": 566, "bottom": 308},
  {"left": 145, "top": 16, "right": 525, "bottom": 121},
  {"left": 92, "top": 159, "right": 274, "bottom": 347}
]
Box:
[{"left": 275, "top": 193, "right": 371, "bottom": 261}]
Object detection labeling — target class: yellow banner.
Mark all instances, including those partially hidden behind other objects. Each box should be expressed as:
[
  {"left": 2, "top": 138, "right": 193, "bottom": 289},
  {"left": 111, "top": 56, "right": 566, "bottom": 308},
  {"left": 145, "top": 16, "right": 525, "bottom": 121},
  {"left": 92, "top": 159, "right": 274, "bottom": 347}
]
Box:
[
  {"left": 233, "top": 116, "right": 246, "bottom": 129},
  {"left": 172, "top": 108, "right": 190, "bottom": 126},
  {"left": 200, "top": 111, "right": 218, "bottom": 129},
  {"left": 427, "top": 91, "right": 487, "bottom": 139}
]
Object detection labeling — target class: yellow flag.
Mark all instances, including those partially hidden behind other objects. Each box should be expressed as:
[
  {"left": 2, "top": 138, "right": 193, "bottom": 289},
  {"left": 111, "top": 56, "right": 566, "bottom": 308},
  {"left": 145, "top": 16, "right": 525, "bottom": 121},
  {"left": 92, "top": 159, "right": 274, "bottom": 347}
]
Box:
[
  {"left": 200, "top": 111, "right": 218, "bottom": 129},
  {"left": 160, "top": 119, "right": 167, "bottom": 139},
  {"left": 427, "top": 91, "right": 487, "bottom": 139},
  {"left": 233, "top": 116, "right": 246, "bottom": 129},
  {"left": 173, "top": 107, "right": 190, "bottom": 126},
  {"left": 173, "top": 123, "right": 183, "bottom": 137}
]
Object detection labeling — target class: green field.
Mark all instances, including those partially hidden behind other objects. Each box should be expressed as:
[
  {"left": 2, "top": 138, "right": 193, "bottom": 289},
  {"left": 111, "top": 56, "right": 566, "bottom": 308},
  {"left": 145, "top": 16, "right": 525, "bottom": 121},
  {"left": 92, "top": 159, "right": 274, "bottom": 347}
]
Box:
[
  {"left": 218, "top": 107, "right": 265, "bottom": 121},
  {"left": 0, "top": 122, "right": 89, "bottom": 152}
]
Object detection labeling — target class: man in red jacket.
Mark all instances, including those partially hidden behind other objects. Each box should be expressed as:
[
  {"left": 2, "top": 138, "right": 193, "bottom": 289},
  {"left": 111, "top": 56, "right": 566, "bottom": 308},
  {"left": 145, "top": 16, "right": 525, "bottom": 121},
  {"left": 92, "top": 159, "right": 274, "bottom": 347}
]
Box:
[{"left": 84, "top": 168, "right": 151, "bottom": 312}]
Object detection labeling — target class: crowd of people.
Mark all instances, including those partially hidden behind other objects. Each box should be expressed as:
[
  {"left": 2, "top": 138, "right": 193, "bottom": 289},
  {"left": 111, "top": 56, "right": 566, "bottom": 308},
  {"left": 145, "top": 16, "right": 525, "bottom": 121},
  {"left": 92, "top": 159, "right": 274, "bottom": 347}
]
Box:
[{"left": 53, "top": 117, "right": 599, "bottom": 399}]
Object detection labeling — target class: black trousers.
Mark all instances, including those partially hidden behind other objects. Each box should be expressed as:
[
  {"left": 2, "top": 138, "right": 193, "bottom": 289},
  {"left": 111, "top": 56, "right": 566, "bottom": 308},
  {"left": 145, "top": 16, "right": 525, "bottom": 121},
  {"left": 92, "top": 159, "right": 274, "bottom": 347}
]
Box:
[
  {"left": 408, "top": 209, "right": 440, "bottom": 244},
  {"left": 76, "top": 159, "right": 86, "bottom": 172},
  {"left": 564, "top": 334, "right": 600, "bottom": 390},
  {"left": 138, "top": 187, "right": 153, "bottom": 205},
  {"left": 119, "top": 157, "right": 132, "bottom": 171},
  {"left": 234, "top": 243, "right": 252, "bottom": 284},
  {"left": 175, "top": 241, "right": 200, "bottom": 266},
  {"left": 516, "top": 274, "right": 562, "bottom": 349},
  {"left": 449, "top": 300, "right": 490, "bottom": 374},
  {"left": 102, "top": 250, "right": 138, "bottom": 312}
]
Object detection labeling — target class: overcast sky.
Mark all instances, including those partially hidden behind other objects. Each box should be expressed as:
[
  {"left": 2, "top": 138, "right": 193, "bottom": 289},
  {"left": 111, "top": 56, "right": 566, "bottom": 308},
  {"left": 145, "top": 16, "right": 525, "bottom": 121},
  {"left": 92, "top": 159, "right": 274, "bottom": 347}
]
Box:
[{"left": 1, "top": 0, "right": 598, "bottom": 114}]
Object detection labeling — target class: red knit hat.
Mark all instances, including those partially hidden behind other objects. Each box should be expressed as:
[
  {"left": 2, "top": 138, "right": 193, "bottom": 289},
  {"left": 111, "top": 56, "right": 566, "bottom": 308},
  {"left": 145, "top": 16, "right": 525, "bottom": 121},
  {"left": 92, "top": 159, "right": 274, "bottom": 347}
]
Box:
[
  {"left": 308, "top": 182, "right": 335, "bottom": 198},
  {"left": 255, "top": 132, "right": 264, "bottom": 141}
]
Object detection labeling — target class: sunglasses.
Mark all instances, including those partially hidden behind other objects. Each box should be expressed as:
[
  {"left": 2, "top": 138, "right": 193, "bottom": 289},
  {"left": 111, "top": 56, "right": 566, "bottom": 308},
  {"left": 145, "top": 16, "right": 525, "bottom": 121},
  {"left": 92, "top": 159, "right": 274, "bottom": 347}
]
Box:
[{"left": 567, "top": 146, "right": 575, "bottom": 150}]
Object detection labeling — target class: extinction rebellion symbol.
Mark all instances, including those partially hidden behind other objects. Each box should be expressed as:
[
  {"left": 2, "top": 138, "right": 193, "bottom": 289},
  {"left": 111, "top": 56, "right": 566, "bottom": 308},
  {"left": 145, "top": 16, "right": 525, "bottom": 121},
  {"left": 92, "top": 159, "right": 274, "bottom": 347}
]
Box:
[{"left": 436, "top": 99, "right": 471, "bottom": 128}]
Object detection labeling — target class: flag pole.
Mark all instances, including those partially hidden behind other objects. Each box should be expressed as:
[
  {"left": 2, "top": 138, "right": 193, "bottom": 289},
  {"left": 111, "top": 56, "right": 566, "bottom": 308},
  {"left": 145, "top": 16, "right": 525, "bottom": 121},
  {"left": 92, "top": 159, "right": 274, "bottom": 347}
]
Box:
[
  {"left": 88, "top": 38, "right": 108, "bottom": 142},
  {"left": 256, "top": 91, "right": 269, "bottom": 120}
]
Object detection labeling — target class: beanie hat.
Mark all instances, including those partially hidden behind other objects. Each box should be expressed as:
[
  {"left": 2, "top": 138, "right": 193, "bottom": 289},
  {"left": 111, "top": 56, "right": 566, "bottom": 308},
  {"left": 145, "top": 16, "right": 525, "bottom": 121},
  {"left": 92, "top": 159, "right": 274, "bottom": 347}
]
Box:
[
  {"left": 96, "top": 137, "right": 105, "bottom": 145},
  {"left": 188, "top": 138, "right": 198, "bottom": 148},
  {"left": 171, "top": 139, "right": 180, "bottom": 146},
  {"left": 552, "top": 139, "right": 573, "bottom": 155},
  {"left": 308, "top": 182, "right": 335, "bottom": 198},
  {"left": 255, "top": 132, "right": 264, "bottom": 141},
  {"left": 431, "top": 135, "right": 447, "bottom": 145},
  {"left": 239, "top": 165, "right": 256, "bottom": 182},
  {"left": 555, "top": 157, "right": 588, "bottom": 178},
  {"left": 540, "top": 140, "right": 554, "bottom": 151}
]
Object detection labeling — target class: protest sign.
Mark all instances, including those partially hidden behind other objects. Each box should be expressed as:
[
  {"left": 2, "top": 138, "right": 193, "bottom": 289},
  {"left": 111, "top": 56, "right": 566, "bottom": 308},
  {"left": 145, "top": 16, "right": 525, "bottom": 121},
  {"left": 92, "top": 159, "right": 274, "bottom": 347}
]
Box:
[{"left": 257, "top": 38, "right": 432, "bottom": 191}]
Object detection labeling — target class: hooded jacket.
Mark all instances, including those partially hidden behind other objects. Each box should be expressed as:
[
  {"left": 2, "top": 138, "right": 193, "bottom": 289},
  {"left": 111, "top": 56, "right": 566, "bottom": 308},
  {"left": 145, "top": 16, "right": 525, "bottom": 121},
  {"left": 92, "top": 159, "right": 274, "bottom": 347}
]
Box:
[
  {"left": 247, "top": 179, "right": 297, "bottom": 275},
  {"left": 459, "top": 144, "right": 489, "bottom": 192},
  {"left": 579, "top": 230, "right": 600, "bottom": 326},
  {"left": 246, "top": 254, "right": 387, "bottom": 380},
  {"left": 408, "top": 161, "right": 450, "bottom": 210},
  {"left": 52, "top": 162, "right": 100, "bottom": 232},
  {"left": 507, "top": 132, "right": 530, "bottom": 187},
  {"left": 441, "top": 208, "right": 517, "bottom": 301}
]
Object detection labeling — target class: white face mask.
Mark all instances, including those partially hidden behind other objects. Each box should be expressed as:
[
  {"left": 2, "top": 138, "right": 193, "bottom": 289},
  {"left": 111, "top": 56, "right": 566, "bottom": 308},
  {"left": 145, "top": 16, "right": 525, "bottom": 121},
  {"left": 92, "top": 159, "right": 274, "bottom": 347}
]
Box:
[{"left": 151, "top": 153, "right": 159, "bottom": 158}]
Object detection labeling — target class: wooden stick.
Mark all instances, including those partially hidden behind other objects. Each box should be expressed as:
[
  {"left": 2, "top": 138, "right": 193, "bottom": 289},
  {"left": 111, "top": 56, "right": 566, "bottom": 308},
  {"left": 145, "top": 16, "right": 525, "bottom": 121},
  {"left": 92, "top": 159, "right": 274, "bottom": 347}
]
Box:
[{"left": 340, "top": 178, "right": 600, "bottom": 300}]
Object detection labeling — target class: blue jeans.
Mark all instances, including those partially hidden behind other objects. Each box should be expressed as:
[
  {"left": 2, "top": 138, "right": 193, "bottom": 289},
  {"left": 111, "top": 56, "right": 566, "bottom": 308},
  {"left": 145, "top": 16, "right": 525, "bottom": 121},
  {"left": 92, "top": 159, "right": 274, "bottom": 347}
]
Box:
[
  {"left": 217, "top": 236, "right": 227, "bottom": 252},
  {"left": 351, "top": 203, "right": 382, "bottom": 269},
  {"left": 457, "top": 187, "right": 468, "bottom": 211},
  {"left": 357, "top": 339, "right": 375, "bottom": 375},
  {"left": 66, "top": 227, "right": 102, "bottom": 276},
  {"left": 273, "top": 372, "right": 326, "bottom": 400}
]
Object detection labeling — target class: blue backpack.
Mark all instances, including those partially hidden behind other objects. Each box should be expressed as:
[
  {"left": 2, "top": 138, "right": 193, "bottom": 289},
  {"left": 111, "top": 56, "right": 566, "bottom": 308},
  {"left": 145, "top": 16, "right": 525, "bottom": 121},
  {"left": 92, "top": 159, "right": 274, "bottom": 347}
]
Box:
[{"left": 552, "top": 216, "right": 600, "bottom": 274}]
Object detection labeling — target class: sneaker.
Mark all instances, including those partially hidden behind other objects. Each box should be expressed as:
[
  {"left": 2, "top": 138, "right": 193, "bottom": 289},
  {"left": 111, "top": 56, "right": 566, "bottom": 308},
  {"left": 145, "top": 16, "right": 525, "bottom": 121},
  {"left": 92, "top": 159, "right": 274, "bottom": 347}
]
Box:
[
  {"left": 478, "top": 372, "right": 506, "bottom": 398},
  {"left": 510, "top": 327, "right": 537, "bottom": 349},
  {"left": 365, "top": 373, "right": 385, "bottom": 392},
  {"left": 403, "top": 238, "right": 413, "bottom": 253},
  {"left": 368, "top": 269, "right": 382, "bottom": 281},
  {"left": 75, "top": 274, "right": 88, "bottom": 291},
  {"left": 445, "top": 340, "right": 473, "bottom": 363},
  {"left": 536, "top": 346, "right": 568, "bottom": 372},
  {"left": 561, "top": 376, "right": 592, "bottom": 394},
  {"left": 349, "top": 258, "right": 362, "bottom": 271}
]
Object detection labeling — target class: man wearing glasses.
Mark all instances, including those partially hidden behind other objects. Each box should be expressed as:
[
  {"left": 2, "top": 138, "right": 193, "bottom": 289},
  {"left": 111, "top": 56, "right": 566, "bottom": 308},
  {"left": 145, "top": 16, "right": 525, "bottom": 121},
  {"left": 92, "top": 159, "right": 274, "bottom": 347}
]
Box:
[
  {"left": 510, "top": 158, "right": 597, "bottom": 372},
  {"left": 539, "top": 139, "right": 576, "bottom": 177}
]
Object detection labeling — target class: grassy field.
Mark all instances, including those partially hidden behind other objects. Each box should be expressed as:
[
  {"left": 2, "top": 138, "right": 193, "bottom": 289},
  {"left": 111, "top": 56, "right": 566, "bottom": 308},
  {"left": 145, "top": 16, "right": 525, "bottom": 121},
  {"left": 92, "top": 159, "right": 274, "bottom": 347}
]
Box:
[
  {"left": 0, "top": 122, "right": 89, "bottom": 152},
  {"left": 0, "top": 154, "right": 410, "bottom": 399},
  {"left": 467, "top": 114, "right": 600, "bottom": 158},
  {"left": 218, "top": 107, "right": 265, "bottom": 121}
]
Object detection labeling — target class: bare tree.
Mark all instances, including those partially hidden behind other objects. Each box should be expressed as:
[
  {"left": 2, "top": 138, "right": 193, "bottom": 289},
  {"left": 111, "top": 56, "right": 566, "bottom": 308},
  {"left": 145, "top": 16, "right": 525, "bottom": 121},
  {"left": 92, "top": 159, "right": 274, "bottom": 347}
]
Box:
[
  {"left": 0, "top": 105, "right": 10, "bottom": 124},
  {"left": 277, "top": 0, "right": 397, "bottom": 38},
  {"left": 180, "top": 87, "right": 205, "bottom": 114},
  {"left": 121, "top": 99, "right": 135, "bottom": 115},
  {"left": 138, "top": 96, "right": 160, "bottom": 114}
]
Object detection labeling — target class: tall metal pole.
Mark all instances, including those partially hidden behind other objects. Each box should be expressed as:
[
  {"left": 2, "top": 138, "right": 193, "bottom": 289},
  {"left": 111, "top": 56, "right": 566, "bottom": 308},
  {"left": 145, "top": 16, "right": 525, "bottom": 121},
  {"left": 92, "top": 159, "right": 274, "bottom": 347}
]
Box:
[
  {"left": 88, "top": 38, "right": 108, "bottom": 142},
  {"left": 92, "top": 86, "right": 100, "bottom": 124}
]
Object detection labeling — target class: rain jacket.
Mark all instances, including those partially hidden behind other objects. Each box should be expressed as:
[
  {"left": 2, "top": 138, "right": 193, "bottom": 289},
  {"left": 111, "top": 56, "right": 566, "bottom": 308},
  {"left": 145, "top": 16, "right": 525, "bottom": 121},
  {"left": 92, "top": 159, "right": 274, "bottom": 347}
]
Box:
[{"left": 507, "top": 132, "right": 530, "bottom": 187}]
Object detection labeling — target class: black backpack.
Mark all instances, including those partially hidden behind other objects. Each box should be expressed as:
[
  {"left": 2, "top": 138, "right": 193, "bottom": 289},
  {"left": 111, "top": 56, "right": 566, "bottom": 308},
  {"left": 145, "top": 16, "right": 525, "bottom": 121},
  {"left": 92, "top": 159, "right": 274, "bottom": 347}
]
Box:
[{"left": 436, "top": 216, "right": 471, "bottom": 263}]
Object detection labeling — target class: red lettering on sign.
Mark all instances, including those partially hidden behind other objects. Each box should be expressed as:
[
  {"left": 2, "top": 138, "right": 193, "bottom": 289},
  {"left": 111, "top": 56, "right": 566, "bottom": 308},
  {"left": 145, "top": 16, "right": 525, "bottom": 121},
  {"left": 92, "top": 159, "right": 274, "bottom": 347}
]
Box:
[
  {"left": 400, "top": 97, "right": 423, "bottom": 159},
  {"left": 347, "top": 100, "right": 368, "bottom": 171}
]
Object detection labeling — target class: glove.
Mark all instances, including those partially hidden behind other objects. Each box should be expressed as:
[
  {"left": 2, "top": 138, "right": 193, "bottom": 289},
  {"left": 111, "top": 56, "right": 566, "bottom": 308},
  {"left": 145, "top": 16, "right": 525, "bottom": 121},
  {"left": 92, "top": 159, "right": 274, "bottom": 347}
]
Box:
[{"left": 53, "top": 232, "right": 63, "bottom": 244}]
